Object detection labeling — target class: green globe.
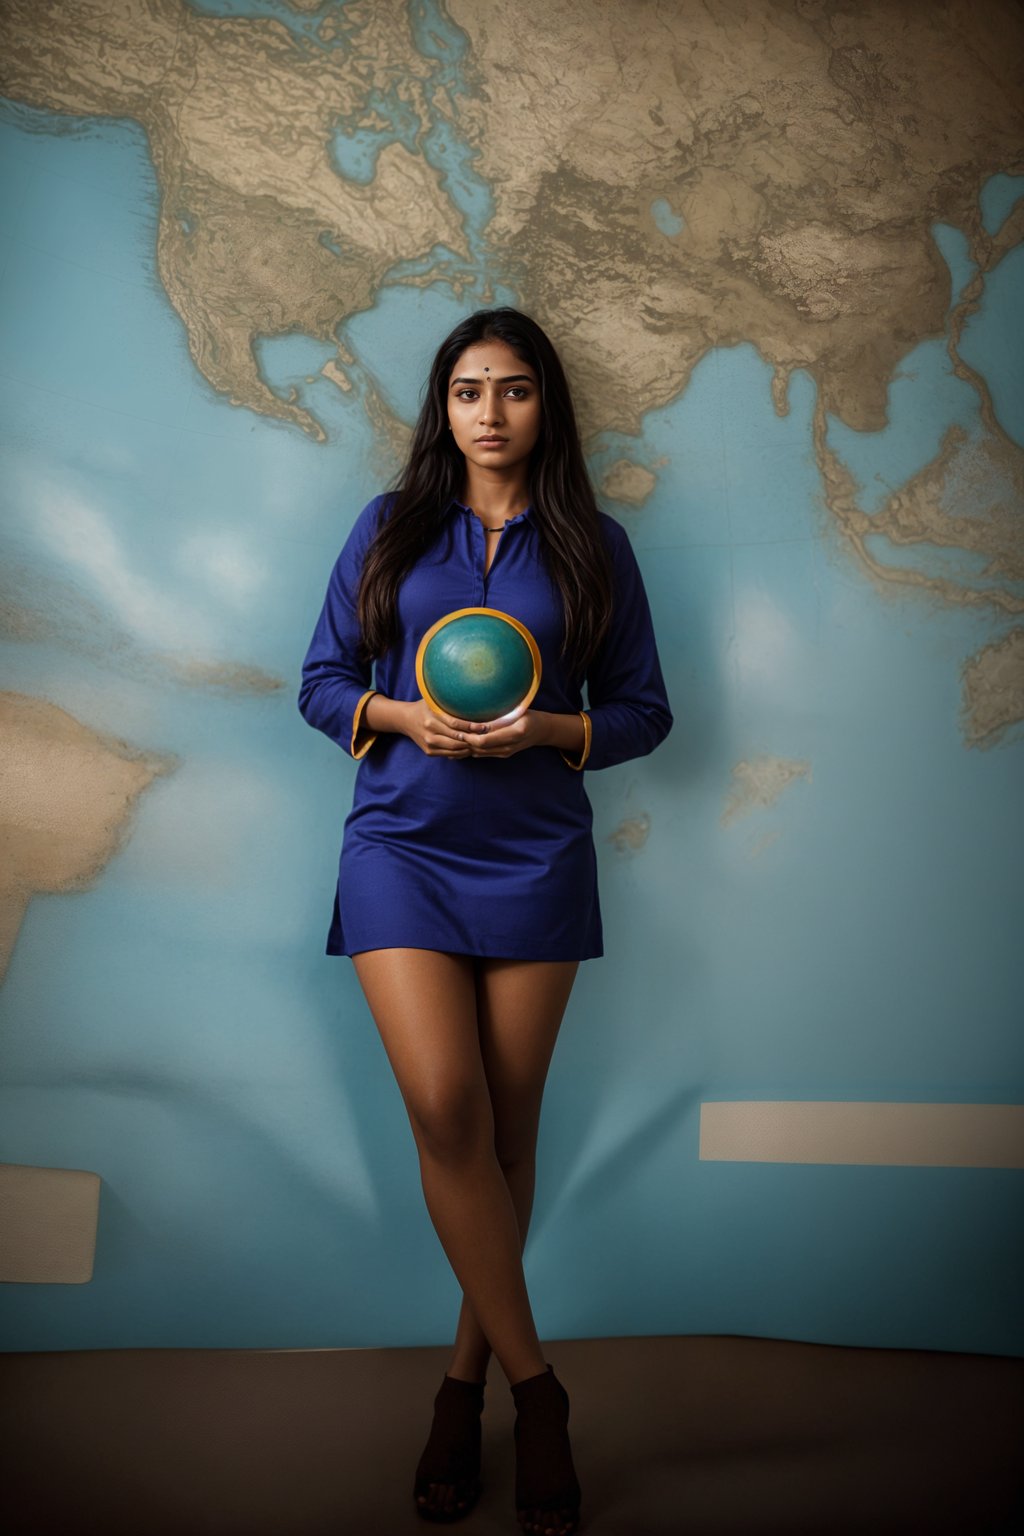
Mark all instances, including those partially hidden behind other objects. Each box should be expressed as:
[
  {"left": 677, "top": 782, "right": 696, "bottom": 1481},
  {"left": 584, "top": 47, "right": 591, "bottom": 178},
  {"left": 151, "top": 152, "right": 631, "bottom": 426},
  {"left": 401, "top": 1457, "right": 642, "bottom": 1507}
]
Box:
[{"left": 417, "top": 609, "right": 541, "bottom": 723}]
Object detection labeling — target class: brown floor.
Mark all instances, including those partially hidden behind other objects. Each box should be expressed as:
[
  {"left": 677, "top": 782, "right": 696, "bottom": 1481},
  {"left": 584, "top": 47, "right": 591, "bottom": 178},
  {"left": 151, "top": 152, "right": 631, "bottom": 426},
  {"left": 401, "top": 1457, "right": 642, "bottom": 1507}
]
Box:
[{"left": 1, "top": 1334, "right": 1022, "bottom": 1535}]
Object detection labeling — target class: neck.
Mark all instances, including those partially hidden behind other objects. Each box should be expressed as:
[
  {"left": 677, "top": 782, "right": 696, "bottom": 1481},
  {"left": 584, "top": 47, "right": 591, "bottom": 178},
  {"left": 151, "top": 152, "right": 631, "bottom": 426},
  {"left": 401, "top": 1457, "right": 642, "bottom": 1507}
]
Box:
[{"left": 461, "top": 465, "right": 530, "bottom": 523}]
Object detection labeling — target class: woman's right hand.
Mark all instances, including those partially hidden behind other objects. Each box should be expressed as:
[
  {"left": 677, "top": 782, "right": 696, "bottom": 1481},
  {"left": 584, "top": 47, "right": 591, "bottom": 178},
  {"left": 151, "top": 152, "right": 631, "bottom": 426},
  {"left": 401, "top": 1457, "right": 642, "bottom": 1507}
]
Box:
[
  {"left": 399, "top": 703, "right": 482, "bottom": 755},
  {"left": 393, "top": 698, "right": 487, "bottom": 758}
]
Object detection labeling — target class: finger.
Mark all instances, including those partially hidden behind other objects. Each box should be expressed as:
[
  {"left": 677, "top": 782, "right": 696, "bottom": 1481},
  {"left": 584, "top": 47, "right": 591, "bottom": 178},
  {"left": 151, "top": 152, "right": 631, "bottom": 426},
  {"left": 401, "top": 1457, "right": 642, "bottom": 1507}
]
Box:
[
  {"left": 428, "top": 714, "right": 475, "bottom": 740},
  {"left": 428, "top": 725, "right": 473, "bottom": 751},
  {"left": 467, "top": 739, "right": 515, "bottom": 757},
  {"left": 470, "top": 723, "right": 515, "bottom": 748},
  {"left": 441, "top": 711, "right": 489, "bottom": 734}
]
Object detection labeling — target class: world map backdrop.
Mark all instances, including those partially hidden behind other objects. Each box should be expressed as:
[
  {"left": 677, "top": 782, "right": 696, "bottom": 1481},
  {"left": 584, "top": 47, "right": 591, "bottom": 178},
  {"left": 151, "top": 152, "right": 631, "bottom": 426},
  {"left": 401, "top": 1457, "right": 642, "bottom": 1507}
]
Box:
[{"left": 0, "top": 0, "right": 1022, "bottom": 1355}]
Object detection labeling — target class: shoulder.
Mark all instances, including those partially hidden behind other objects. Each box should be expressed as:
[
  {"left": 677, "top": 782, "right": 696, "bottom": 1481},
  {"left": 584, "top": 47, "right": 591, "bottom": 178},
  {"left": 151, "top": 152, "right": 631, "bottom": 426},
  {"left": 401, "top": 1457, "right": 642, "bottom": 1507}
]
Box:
[
  {"left": 594, "top": 509, "right": 638, "bottom": 569},
  {"left": 330, "top": 493, "right": 397, "bottom": 586},
  {"left": 339, "top": 491, "right": 395, "bottom": 555},
  {"left": 595, "top": 509, "right": 627, "bottom": 548},
  {"left": 355, "top": 490, "right": 397, "bottom": 538}
]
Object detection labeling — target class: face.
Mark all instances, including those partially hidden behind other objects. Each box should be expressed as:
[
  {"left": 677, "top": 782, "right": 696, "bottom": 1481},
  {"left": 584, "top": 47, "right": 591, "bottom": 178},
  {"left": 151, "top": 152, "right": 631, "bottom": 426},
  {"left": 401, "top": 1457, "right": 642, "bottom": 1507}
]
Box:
[{"left": 447, "top": 339, "right": 542, "bottom": 477}]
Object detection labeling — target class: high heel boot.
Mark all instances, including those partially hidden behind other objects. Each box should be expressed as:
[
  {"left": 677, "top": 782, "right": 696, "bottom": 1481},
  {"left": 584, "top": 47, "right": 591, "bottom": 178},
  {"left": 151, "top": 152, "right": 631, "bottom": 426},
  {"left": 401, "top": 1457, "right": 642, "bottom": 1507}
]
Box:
[
  {"left": 510, "top": 1363, "right": 582, "bottom": 1535},
  {"left": 413, "top": 1372, "right": 485, "bottom": 1522}
]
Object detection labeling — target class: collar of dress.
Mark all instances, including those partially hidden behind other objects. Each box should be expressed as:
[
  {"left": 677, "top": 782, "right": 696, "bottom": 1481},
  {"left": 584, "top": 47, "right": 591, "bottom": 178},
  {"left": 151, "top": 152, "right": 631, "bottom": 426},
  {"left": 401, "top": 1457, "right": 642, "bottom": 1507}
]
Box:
[{"left": 449, "top": 496, "right": 534, "bottom": 527}]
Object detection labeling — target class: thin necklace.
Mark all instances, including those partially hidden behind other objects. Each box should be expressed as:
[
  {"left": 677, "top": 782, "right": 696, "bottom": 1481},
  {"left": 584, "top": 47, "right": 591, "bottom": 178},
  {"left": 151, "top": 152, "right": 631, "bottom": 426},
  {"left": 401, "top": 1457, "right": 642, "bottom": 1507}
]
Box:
[{"left": 466, "top": 499, "right": 522, "bottom": 531}]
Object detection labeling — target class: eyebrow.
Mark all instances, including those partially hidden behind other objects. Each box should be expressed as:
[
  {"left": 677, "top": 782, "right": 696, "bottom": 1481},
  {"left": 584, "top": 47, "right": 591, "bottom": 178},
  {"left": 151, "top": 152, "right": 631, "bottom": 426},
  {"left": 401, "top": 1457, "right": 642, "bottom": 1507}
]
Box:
[{"left": 450, "top": 374, "right": 534, "bottom": 385}]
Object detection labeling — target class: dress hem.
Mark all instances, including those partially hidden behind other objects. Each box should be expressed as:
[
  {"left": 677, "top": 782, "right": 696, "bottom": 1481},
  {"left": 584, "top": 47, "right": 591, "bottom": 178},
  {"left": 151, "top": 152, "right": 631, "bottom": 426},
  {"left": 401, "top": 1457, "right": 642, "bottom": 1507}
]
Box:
[{"left": 325, "top": 938, "right": 603, "bottom": 962}]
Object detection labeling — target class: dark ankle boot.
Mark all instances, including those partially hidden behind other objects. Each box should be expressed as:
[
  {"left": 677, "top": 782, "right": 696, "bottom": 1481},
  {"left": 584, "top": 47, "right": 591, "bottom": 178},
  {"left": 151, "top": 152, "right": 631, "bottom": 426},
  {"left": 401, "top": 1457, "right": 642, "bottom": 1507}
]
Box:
[
  {"left": 413, "top": 1372, "right": 485, "bottom": 1523},
  {"left": 510, "top": 1363, "right": 582, "bottom": 1535}
]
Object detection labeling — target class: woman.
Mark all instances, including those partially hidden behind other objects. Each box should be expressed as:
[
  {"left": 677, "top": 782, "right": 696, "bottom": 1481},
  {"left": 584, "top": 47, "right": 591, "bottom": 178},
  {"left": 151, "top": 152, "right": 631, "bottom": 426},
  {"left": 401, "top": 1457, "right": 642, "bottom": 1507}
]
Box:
[{"left": 298, "top": 307, "right": 673, "bottom": 1535}]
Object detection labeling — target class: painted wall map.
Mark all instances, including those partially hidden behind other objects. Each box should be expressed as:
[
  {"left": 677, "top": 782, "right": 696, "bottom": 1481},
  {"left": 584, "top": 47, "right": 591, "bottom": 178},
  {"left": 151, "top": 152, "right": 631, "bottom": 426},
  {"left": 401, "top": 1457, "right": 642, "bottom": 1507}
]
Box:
[{"left": 0, "top": 0, "right": 1021, "bottom": 1355}]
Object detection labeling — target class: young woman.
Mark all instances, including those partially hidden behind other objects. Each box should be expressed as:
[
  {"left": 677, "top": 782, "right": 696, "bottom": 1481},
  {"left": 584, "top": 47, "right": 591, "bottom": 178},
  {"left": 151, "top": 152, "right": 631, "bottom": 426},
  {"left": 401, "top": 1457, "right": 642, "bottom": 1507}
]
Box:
[{"left": 298, "top": 307, "right": 673, "bottom": 1535}]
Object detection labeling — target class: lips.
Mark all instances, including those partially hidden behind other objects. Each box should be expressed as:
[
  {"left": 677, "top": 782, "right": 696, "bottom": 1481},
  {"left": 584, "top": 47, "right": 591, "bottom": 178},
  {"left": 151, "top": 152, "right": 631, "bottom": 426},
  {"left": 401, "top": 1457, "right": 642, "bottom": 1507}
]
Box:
[{"left": 475, "top": 436, "right": 508, "bottom": 443}]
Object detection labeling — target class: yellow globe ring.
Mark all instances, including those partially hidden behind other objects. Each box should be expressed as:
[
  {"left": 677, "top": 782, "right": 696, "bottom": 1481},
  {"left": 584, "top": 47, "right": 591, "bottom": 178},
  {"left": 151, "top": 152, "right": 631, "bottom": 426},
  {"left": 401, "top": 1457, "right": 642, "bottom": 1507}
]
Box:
[{"left": 415, "top": 606, "right": 543, "bottom": 726}]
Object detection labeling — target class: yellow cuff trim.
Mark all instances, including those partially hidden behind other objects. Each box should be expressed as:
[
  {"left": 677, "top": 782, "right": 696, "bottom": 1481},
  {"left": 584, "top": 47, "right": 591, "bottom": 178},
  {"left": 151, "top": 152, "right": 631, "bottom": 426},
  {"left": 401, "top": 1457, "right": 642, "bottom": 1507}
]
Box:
[
  {"left": 351, "top": 689, "right": 379, "bottom": 759},
  {"left": 560, "top": 710, "right": 591, "bottom": 771}
]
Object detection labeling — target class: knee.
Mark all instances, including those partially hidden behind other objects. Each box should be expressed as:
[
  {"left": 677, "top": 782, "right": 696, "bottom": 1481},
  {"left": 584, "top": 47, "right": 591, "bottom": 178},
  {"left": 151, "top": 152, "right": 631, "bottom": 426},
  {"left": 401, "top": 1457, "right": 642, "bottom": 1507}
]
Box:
[
  {"left": 410, "top": 1084, "right": 495, "bottom": 1164},
  {"left": 493, "top": 1112, "right": 540, "bottom": 1171}
]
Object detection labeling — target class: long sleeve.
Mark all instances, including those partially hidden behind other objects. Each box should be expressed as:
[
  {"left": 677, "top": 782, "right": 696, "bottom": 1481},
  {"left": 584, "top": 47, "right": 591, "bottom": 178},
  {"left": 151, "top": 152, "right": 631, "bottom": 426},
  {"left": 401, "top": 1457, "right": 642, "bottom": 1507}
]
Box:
[
  {"left": 574, "top": 515, "right": 673, "bottom": 772},
  {"left": 297, "top": 497, "right": 385, "bottom": 759}
]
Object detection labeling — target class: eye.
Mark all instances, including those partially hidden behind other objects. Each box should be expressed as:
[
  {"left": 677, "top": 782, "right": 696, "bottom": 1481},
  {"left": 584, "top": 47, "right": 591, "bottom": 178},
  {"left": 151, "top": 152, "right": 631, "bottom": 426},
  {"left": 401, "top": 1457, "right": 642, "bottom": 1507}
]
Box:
[
  {"left": 506, "top": 386, "right": 529, "bottom": 399},
  {"left": 455, "top": 388, "right": 478, "bottom": 400}
]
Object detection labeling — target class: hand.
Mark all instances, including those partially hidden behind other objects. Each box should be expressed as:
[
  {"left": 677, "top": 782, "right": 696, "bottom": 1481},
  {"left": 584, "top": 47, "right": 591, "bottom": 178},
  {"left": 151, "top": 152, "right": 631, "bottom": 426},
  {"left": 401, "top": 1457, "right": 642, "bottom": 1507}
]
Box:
[
  {"left": 396, "top": 699, "right": 491, "bottom": 758},
  {"left": 460, "top": 708, "right": 551, "bottom": 759}
]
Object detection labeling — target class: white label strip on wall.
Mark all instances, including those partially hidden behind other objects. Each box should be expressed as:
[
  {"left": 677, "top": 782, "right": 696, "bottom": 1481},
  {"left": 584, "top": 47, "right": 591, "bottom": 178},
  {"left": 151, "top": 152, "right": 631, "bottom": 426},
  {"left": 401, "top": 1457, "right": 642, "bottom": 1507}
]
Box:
[
  {"left": 699, "top": 1102, "right": 1024, "bottom": 1168},
  {"left": 0, "top": 1163, "right": 101, "bottom": 1283}
]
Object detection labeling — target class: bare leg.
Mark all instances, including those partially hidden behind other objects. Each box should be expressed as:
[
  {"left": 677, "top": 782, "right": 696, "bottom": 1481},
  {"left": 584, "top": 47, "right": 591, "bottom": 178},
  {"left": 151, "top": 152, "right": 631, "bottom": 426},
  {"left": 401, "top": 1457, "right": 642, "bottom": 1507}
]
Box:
[
  {"left": 447, "top": 957, "right": 579, "bottom": 1383},
  {"left": 430, "top": 956, "right": 582, "bottom": 1536},
  {"left": 351, "top": 948, "right": 549, "bottom": 1388},
  {"left": 353, "top": 949, "right": 581, "bottom": 1533}
]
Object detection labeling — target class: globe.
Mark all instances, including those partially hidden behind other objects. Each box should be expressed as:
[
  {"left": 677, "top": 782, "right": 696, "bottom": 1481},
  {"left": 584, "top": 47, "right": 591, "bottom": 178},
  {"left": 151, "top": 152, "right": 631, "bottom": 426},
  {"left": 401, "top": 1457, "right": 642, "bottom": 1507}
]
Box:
[{"left": 415, "top": 608, "right": 542, "bottom": 724}]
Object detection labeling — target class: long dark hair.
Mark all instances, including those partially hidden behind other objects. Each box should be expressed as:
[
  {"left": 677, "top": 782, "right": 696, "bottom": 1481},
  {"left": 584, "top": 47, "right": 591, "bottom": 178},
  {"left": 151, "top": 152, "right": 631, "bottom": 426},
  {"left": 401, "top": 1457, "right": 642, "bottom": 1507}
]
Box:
[{"left": 356, "top": 307, "right": 614, "bottom": 680}]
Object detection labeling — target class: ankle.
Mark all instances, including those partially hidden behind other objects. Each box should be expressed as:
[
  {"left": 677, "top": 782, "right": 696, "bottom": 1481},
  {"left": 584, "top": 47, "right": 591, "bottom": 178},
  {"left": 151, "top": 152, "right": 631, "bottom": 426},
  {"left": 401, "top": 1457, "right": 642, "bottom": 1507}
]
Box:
[
  {"left": 446, "top": 1361, "right": 489, "bottom": 1386},
  {"left": 509, "top": 1359, "right": 552, "bottom": 1391}
]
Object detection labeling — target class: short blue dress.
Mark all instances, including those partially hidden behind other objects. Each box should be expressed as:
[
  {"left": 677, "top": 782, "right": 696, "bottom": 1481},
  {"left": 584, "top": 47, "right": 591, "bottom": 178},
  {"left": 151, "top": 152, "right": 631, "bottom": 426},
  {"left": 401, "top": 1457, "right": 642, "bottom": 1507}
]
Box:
[{"left": 298, "top": 493, "right": 673, "bottom": 960}]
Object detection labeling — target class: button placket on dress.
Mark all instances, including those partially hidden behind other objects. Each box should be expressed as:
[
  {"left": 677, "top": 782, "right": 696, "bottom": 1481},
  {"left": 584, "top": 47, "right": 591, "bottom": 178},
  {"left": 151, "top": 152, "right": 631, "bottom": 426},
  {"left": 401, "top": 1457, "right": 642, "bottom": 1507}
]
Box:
[{"left": 469, "top": 511, "right": 487, "bottom": 603}]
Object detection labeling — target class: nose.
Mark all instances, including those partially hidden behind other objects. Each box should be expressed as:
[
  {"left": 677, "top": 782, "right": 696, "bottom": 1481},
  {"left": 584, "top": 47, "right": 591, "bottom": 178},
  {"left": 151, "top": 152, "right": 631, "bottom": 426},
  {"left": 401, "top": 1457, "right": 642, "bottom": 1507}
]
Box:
[{"left": 479, "top": 386, "right": 504, "bottom": 425}]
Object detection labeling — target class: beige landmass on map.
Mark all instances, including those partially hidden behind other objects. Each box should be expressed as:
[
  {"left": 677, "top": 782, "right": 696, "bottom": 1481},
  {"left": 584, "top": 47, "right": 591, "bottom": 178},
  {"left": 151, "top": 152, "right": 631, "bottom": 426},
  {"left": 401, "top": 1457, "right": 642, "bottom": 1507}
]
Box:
[
  {"left": 321, "top": 358, "right": 353, "bottom": 395},
  {"left": 817, "top": 418, "right": 1024, "bottom": 607},
  {"left": 448, "top": 0, "right": 1023, "bottom": 436},
  {"left": 607, "top": 813, "right": 652, "bottom": 856},
  {"left": 961, "top": 629, "right": 1024, "bottom": 750},
  {"left": 816, "top": 409, "right": 1024, "bottom": 744},
  {"left": 448, "top": 0, "right": 1024, "bottom": 737},
  {"left": 0, "top": 0, "right": 1020, "bottom": 840},
  {"left": 0, "top": 694, "right": 178, "bottom": 981},
  {"left": 0, "top": 0, "right": 466, "bottom": 443},
  {"left": 600, "top": 460, "right": 658, "bottom": 507},
  {"left": 1, "top": 0, "right": 1018, "bottom": 451},
  {"left": 721, "top": 756, "right": 813, "bottom": 828},
  {"left": 866, "top": 428, "right": 1024, "bottom": 598}
]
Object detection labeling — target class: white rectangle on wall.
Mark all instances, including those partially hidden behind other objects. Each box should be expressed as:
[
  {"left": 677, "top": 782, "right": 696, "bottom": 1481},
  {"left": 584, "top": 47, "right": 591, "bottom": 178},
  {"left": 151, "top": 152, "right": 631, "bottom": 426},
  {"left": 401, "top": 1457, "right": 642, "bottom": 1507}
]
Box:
[
  {"left": 699, "top": 1102, "right": 1024, "bottom": 1168},
  {"left": 0, "top": 1163, "right": 101, "bottom": 1282}
]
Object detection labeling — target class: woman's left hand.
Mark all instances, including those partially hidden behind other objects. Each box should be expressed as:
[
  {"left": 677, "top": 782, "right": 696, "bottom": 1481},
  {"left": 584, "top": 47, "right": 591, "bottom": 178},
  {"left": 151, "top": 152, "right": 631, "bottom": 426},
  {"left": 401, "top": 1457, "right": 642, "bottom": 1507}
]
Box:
[{"left": 453, "top": 708, "right": 550, "bottom": 758}]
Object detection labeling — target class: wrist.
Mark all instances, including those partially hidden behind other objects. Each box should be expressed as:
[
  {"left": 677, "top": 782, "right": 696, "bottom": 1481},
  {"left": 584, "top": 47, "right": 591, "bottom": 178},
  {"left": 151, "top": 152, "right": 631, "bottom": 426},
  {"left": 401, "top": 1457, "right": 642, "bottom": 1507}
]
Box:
[
  {"left": 364, "top": 693, "right": 413, "bottom": 736},
  {"left": 539, "top": 709, "right": 587, "bottom": 756},
  {"left": 530, "top": 709, "right": 554, "bottom": 747}
]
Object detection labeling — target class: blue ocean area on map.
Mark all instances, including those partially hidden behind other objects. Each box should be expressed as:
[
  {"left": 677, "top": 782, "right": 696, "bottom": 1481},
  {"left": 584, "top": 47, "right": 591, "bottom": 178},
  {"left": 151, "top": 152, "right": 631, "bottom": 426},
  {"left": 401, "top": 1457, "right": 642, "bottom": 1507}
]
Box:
[
  {"left": 979, "top": 172, "right": 1024, "bottom": 235},
  {"left": 959, "top": 243, "right": 1024, "bottom": 449},
  {"left": 182, "top": 0, "right": 346, "bottom": 42},
  {"left": 0, "top": 85, "right": 1018, "bottom": 1008},
  {"left": 651, "top": 197, "right": 685, "bottom": 237},
  {"left": 0, "top": 22, "right": 1021, "bottom": 1353},
  {"left": 827, "top": 223, "right": 1021, "bottom": 500}
]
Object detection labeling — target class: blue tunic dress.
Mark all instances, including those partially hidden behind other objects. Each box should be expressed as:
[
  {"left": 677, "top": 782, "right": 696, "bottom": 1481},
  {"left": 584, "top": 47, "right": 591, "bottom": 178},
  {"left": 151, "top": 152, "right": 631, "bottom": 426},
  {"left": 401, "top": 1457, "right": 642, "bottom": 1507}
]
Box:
[{"left": 298, "top": 493, "right": 673, "bottom": 960}]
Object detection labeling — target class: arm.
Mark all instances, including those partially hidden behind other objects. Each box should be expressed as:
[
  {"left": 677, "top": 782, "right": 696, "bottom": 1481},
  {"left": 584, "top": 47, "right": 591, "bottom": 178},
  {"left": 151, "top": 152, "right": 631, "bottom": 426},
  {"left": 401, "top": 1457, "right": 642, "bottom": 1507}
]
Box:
[
  {"left": 297, "top": 502, "right": 486, "bottom": 760},
  {"left": 573, "top": 517, "right": 673, "bottom": 772},
  {"left": 364, "top": 692, "right": 487, "bottom": 758},
  {"left": 297, "top": 498, "right": 385, "bottom": 759},
  {"left": 459, "top": 519, "right": 669, "bottom": 769}
]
